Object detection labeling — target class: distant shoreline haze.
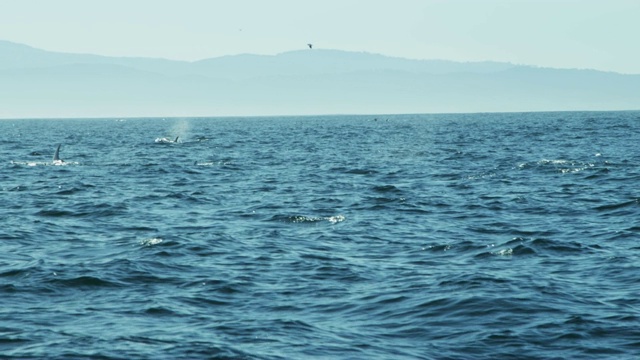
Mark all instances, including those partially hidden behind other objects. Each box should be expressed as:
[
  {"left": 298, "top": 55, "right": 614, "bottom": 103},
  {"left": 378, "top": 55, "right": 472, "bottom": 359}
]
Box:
[{"left": 1, "top": 40, "right": 639, "bottom": 118}]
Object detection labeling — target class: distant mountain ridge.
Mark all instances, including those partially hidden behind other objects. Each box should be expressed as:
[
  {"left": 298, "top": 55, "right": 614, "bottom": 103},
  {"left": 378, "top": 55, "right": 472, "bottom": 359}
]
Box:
[
  {"left": 1, "top": 40, "right": 638, "bottom": 118},
  {"left": 0, "top": 40, "right": 517, "bottom": 78}
]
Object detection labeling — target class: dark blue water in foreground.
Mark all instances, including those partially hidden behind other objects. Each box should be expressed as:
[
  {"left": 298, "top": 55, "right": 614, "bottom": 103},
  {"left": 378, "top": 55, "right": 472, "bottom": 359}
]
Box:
[{"left": 1, "top": 112, "right": 640, "bottom": 359}]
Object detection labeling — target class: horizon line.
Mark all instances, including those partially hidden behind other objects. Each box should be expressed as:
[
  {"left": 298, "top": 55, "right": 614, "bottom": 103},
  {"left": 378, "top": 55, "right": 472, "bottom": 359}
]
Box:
[{"left": 2, "top": 109, "right": 639, "bottom": 121}]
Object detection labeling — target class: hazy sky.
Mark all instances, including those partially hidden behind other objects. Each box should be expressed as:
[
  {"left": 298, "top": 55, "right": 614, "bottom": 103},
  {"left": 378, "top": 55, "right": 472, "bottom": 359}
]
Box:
[{"left": 1, "top": 0, "right": 639, "bottom": 73}]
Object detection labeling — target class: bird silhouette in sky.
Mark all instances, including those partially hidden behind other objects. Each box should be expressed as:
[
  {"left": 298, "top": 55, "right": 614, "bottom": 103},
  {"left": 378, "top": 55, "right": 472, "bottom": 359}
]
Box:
[{"left": 307, "top": 43, "right": 313, "bottom": 49}]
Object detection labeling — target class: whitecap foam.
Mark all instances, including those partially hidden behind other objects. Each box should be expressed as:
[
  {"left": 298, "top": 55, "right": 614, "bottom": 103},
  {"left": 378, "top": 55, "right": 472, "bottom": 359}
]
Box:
[
  {"left": 326, "top": 215, "right": 346, "bottom": 224},
  {"left": 140, "top": 237, "right": 163, "bottom": 246},
  {"left": 11, "top": 160, "right": 78, "bottom": 167}
]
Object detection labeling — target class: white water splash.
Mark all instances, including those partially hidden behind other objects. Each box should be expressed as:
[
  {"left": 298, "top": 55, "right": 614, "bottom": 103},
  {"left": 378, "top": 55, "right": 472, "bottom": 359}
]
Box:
[{"left": 140, "top": 237, "right": 163, "bottom": 246}]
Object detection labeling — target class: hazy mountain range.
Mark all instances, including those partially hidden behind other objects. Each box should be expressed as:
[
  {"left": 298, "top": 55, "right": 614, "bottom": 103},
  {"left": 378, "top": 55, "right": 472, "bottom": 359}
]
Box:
[{"left": 1, "top": 40, "right": 639, "bottom": 118}]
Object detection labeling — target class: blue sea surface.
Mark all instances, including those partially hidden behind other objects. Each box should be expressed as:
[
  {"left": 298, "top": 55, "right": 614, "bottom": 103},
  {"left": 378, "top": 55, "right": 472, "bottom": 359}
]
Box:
[{"left": 1, "top": 112, "right": 640, "bottom": 359}]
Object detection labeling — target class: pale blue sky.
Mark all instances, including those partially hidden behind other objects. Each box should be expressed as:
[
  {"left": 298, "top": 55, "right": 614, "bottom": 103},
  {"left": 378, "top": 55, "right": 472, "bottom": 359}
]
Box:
[{"left": 1, "top": 0, "right": 639, "bottom": 73}]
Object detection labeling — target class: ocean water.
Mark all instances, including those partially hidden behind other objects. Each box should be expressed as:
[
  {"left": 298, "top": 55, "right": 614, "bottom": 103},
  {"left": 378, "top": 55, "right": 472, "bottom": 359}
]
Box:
[{"left": 1, "top": 111, "right": 640, "bottom": 359}]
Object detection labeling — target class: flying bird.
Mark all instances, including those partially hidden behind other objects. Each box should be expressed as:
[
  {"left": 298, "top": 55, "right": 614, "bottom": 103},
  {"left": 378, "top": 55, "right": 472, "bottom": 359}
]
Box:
[{"left": 307, "top": 43, "right": 313, "bottom": 49}]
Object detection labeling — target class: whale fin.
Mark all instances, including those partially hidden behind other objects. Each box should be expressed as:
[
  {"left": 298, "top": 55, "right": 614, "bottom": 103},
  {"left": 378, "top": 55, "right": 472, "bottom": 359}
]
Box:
[
  {"left": 174, "top": 136, "right": 179, "bottom": 143},
  {"left": 53, "top": 144, "right": 61, "bottom": 161}
]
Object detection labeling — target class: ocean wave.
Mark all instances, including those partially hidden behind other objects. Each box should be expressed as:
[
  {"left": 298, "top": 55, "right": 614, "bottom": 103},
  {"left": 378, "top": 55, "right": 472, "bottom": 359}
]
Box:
[
  {"left": 3, "top": 113, "right": 640, "bottom": 359},
  {"left": 270, "top": 214, "right": 346, "bottom": 224}
]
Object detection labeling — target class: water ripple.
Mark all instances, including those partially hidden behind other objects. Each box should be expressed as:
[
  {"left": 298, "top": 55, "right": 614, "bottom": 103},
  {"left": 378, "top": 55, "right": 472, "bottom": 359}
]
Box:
[{"left": 2, "top": 112, "right": 640, "bottom": 359}]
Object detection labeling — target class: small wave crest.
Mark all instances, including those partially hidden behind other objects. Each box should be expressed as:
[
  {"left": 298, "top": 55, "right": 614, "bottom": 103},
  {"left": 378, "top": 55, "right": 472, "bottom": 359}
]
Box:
[
  {"left": 518, "top": 158, "right": 598, "bottom": 174},
  {"left": 594, "top": 198, "right": 639, "bottom": 212},
  {"left": 270, "top": 214, "right": 346, "bottom": 224},
  {"left": 50, "top": 275, "right": 122, "bottom": 288},
  {"left": 10, "top": 160, "right": 79, "bottom": 167},
  {"left": 140, "top": 237, "right": 164, "bottom": 246}
]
